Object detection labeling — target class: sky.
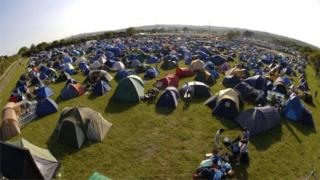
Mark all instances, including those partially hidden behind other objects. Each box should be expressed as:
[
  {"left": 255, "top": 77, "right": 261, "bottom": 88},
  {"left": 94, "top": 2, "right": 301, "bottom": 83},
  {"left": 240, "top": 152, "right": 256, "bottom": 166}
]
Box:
[{"left": 0, "top": 0, "right": 320, "bottom": 55}]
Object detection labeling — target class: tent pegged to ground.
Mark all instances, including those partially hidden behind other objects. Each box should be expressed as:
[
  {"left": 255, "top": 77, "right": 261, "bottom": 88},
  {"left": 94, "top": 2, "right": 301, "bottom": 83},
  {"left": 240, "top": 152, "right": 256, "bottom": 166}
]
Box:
[
  {"left": 92, "top": 80, "right": 112, "bottom": 96},
  {"left": 156, "top": 87, "right": 180, "bottom": 109},
  {"left": 112, "top": 75, "right": 144, "bottom": 103},
  {"left": 179, "top": 81, "right": 212, "bottom": 100},
  {"left": 60, "top": 83, "right": 85, "bottom": 100},
  {"left": 205, "top": 88, "right": 242, "bottom": 119},
  {"left": 55, "top": 106, "right": 113, "bottom": 149},
  {"left": 234, "top": 106, "right": 281, "bottom": 136},
  {"left": 0, "top": 138, "right": 59, "bottom": 180},
  {"left": 35, "top": 98, "right": 58, "bottom": 117}
]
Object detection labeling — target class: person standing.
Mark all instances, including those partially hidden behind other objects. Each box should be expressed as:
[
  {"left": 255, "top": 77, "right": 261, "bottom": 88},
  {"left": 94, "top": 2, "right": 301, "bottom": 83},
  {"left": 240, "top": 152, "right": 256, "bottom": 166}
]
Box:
[
  {"left": 214, "top": 128, "right": 225, "bottom": 146},
  {"left": 315, "top": 90, "right": 318, "bottom": 99},
  {"left": 241, "top": 127, "right": 250, "bottom": 142}
]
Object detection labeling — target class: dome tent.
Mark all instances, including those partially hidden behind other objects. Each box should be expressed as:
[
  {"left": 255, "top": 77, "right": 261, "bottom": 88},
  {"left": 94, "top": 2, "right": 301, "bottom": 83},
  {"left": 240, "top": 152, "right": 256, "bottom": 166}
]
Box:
[
  {"left": 55, "top": 106, "right": 113, "bottom": 149},
  {"left": 156, "top": 87, "right": 180, "bottom": 109},
  {"left": 179, "top": 81, "right": 212, "bottom": 99},
  {"left": 0, "top": 138, "right": 60, "bottom": 180},
  {"left": 60, "top": 83, "right": 85, "bottom": 100},
  {"left": 92, "top": 80, "right": 112, "bottom": 96},
  {"left": 205, "top": 88, "right": 242, "bottom": 119},
  {"left": 36, "top": 98, "right": 58, "bottom": 117},
  {"left": 235, "top": 106, "right": 280, "bottom": 136},
  {"left": 113, "top": 75, "right": 145, "bottom": 103}
]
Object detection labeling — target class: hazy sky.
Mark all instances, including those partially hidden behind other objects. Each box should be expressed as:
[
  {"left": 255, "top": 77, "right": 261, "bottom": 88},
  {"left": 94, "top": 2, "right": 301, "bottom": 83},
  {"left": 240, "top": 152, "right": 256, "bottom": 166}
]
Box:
[{"left": 0, "top": 0, "right": 320, "bottom": 55}]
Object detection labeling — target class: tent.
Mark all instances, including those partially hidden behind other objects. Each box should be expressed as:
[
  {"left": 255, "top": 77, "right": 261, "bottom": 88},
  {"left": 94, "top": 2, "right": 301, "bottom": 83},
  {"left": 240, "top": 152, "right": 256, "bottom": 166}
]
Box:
[
  {"left": 91, "top": 61, "right": 102, "bottom": 70},
  {"left": 273, "top": 77, "right": 287, "bottom": 95},
  {"left": 144, "top": 67, "right": 159, "bottom": 79},
  {"left": 0, "top": 138, "right": 59, "bottom": 179},
  {"left": 113, "top": 75, "right": 144, "bottom": 103},
  {"left": 147, "top": 56, "right": 160, "bottom": 64},
  {"left": 156, "top": 74, "right": 179, "bottom": 89},
  {"left": 36, "top": 98, "right": 58, "bottom": 117},
  {"left": 244, "top": 75, "right": 267, "bottom": 90},
  {"left": 156, "top": 87, "right": 179, "bottom": 109},
  {"left": 209, "top": 55, "right": 226, "bottom": 66},
  {"left": 55, "top": 106, "right": 113, "bottom": 149},
  {"left": 39, "top": 72, "right": 48, "bottom": 80},
  {"left": 92, "top": 80, "right": 112, "bottom": 96},
  {"left": 225, "top": 67, "right": 248, "bottom": 79},
  {"left": 85, "top": 70, "right": 113, "bottom": 85},
  {"left": 222, "top": 75, "right": 241, "bottom": 88},
  {"left": 234, "top": 82, "right": 266, "bottom": 105},
  {"left": 234, "top": 106, "right": 280, "bottom": 136},
  {"left": 31, "top": 76, "right": 43, "bottom": 86},
  {"left": 179, "top": 81, "right": 212, "bottom": 99},
  {"left": 60, "top": 83, "right": 85, "bottom": 100},
  {"left": 0, "top": 102, "right": 21, "bottom": 140},
  {"left": 190, "top": 59, "right": 205, "bottom": 72},
  {"left": 36, "top": 86, "right": 54, "bottom": 99},
  {"left": 115, "top": 70, "right": 135, "bottom": 81},
  {"left": 63, "top": 63, "right": 76, "bottom": 75},
  {"left": 175, "top": 67, "right": 194, "bottom": 78},
  {"left": 161, "top": 60, "right": 178, "bottom": 70},
  {"left": 110, "top": 61, "right": 125, "bottom": 71},
  {"left": 205, "top": 88, "right": 241, "bottom": 119},
  {"left": 194, "top": 70, "right": 216, "bottom": 85},
  {"left": 283, "top": 95, "right": 304, "bottom": 121},
  {"left": 57, "top": 72, "right": 71, "bottom": 82}
]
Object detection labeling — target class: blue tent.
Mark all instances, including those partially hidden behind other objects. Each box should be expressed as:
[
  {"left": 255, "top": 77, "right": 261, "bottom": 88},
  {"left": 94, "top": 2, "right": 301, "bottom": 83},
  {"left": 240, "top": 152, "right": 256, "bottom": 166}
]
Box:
[
  {"left": 204, "top": 61, "right": 215, "bottom": 71},
  {"left": 244, "top": 75, "right": 267, "bottom": 90},
  {"left": 36, "top": 98, "right": 58, "bottom": 117},
  {"left": 115, "top": 70, "right": 135, "bottom": 81},
  {"left": 39, "top": 72, "right": 48, "bottom": 80},
  {"left": 63, "top": 57, "right": 73, "bottom": 64},
  {"left": 283, "top": 96, "right": 304, "bottom": 121},
  {"left": 147, "top": 56, "right": 160, "bottom": 64},
  {"left": 209, "top": 70, "right": 219, "bottom": 79},
  {"left": 39, "top": 66, "right": 50, "bottom": 74},
  {"left": 209, "top": 55, "right": 226, "bottom": 66},
  {"left": 144, "top": 67, "right": 159, "bottom": 79},
  {"left": 79, "top": 61, "right": 88, "bottom": 71},
  {"left": 222, "top": 76, "right": 241, "bottom": 88},
  {"left": 31, "top": 76, "right": 43, "bottom": 86},
  {"left": 156, "top": 87, "right": 179, "bottom": 109},
  {"left": 37, "top": 86, "right": 54, "bottom": 99},
  {"left": 92, "top": 80, "right": 112, "bottom": 96},
  {"left": 60, "top": 83, "right": 83, "bottom": 100}
]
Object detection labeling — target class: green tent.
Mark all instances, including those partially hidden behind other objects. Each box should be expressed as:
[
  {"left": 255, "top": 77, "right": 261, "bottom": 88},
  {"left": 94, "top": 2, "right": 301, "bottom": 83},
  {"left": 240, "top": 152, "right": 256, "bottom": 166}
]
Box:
[
  {"left": 0, "top": 138, "right": 59, "bottom": 180},
  {"left": 55, "top": 106, "right": 113, "bottom": 149},
  {"left": 113, "top": 75, "right": 144, "bottom": 103},
  {"left": 88, "top": 172, "right": 111, "bottom": 180}
]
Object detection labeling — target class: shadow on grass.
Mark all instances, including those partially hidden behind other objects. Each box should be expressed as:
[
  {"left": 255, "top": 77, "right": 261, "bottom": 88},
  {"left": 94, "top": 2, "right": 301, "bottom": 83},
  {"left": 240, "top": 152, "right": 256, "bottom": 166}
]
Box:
[
  {"left": 250, "top": 125, "right": 283, "bottom": 151},
  {"left": 155, "top": 106, "right": 175, "bottom": 115},
  {"left": 105, "top": 99, "right": 138, "bottom": 113},
  {"left": 87, "top": 93, "right": 99, "bottom": 100},
  {"left": 233, "top": 164, "right": 249, "bottom": 179},
  {"left": 47, "top": 131, "right": 98, "bottom": 159},
  {"left": 55, "top": 95, "right": 63, "bottom": 104},
  {"left": 283, "top": 119, "right": 316, "bottom": 137}
]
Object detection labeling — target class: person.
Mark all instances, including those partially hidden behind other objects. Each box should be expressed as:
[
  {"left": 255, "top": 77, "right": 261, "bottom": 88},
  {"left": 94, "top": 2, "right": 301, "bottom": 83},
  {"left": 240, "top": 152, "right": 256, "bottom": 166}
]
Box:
[
  {"left": 241, "top": 127, "right": 250, "bottom": 142},
  {"left": 315, "top": 90, "right": 318, "bottom": 99},
  {"left": 214, "top": 128, "right": 225, "bottom": 146}
]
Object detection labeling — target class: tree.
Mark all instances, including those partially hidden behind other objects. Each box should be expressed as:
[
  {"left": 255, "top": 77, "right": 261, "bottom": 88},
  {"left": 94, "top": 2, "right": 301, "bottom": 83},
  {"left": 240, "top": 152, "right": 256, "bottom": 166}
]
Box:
[
  {"left": 243, "top": 30, "right": 254, "bottom": 38},
  {"left": 18, "top": 46, "right": 29, "bottom": 56},
  {"left": 125, "top": 27, "right": 136, "bottom": 36},
  {"left": 226, "top": 31, "right": 241, "bottom": 40},
  {"left": 183, "top": 27, "right": 189, "bottom": 32}
]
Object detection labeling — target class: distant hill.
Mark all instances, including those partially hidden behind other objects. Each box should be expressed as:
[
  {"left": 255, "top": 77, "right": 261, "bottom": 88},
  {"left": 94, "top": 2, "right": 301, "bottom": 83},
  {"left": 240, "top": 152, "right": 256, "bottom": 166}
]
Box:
[{"left": 66, "top": 24, "right": 319, "bottom": 50}]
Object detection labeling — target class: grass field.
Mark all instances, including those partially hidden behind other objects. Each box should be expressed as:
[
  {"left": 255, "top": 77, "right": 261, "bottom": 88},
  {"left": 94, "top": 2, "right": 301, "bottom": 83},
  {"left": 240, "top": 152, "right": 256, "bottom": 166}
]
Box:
[{"left": 2, "top": 58, "right": 320, "bottom": 179}]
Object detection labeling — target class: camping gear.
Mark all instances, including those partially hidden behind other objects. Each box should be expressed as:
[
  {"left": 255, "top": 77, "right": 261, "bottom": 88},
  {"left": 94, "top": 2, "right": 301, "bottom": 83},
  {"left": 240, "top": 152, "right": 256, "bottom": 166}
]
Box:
[
  {"left": 88, "top": 172, "right": 111, "bottom": 180},
  {"left": 144, "top": 67, "right": 159, "bottom": 79},
  {"left": 234, "top": 106, "right": 280, "bottom": 136},
  {"left": 0, "top": 102, "right": 22, "bottom": 140},
  {"left": 180, "top": 81, "right": 212, "bottom": 99},
  {"left": 36, "top": 86, "right": 54, "bottom": 99},
  {"left": 175, "top": 67, "right": 194, "bottom": 78},
  {"left": 205, "top": 88, "right": 241, "bottom": 119},
  {"left": 194, "top": 70, "right": 216, "bottom": 85},
  {"left": 55, "top": 106, "right": 113, "bottom": 149},
  {"left": 60, "top": 83, "right": 85, "bottom": 100},
  {"left": 0, "top": 138, "right": 60, "bottom": 180},
  {"left": 113, "top": 75, "right": 144, "bottom": 103},
  {"left": 92, "top": 80, "right": 112, "bottom": 96},
  {"left": 190, "top": 59, "right": 205, "bottom": 72},
  {"left": 36, "top": 98, "right": 58, "bottom": 117},
  {"left": 222, "top": 75, "right": 241, "bottom": 88},
  {"left": 156, "top": 74, "right": 179, "bottom": 89},
  {"left": 156, "top": 87, "right": 179, "bottom": 109}
]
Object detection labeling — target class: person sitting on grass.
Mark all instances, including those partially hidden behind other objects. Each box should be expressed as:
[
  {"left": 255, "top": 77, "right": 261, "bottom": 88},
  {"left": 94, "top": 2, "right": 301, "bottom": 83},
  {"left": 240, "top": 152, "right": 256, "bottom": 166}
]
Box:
[{"left": 214, "top": 128, "right": 225, "bottom": 147}]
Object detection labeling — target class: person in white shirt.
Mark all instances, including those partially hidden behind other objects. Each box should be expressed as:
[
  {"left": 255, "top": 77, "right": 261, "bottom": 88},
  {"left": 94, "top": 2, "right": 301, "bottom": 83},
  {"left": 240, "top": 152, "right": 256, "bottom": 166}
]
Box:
[{"left": 214, "top": 128, "right": 225, "bottom": 146}]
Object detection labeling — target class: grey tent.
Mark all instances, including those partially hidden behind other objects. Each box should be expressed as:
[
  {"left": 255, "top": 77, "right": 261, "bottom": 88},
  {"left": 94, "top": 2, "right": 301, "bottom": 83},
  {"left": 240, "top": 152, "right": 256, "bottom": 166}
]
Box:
[
  {"left": 55, "top": 107, "right": 112, "bottom": 149},
  {"left": 234, "top": 106, "right": 280, "bottom": 136},
  {"left": 84, "top": 70, "right": 113, "bottom": 85},
  {"left": 179, "top": 81, "right": 212, "bottom": 99},
  {"left": 0, "top": 138, "right": 59, "bottom": 180}
]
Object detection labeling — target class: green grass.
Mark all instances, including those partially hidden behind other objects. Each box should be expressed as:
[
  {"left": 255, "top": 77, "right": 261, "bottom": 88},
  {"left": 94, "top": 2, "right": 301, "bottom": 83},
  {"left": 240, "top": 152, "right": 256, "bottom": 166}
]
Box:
[{"left": 2, "top": 59, "right": 320, "bottom": 179}]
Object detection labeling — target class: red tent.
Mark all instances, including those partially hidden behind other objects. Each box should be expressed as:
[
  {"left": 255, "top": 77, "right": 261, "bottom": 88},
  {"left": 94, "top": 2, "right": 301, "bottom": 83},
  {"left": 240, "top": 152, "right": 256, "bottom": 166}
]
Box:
[
  {"left": 175, "top": 67, "right": 194, "bottom": 78},
  {"left": 157, "top": 74, "right": 179, "bottom": 89}
]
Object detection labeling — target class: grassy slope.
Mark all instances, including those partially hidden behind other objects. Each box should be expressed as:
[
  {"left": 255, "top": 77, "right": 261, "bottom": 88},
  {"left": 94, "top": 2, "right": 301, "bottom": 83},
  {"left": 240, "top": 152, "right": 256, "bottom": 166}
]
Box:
[{"left": 3, "top": 60, "right": 320, "bottom": 179}]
